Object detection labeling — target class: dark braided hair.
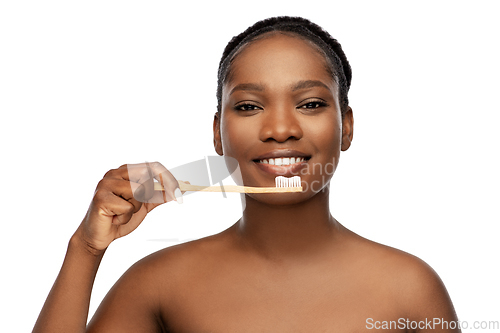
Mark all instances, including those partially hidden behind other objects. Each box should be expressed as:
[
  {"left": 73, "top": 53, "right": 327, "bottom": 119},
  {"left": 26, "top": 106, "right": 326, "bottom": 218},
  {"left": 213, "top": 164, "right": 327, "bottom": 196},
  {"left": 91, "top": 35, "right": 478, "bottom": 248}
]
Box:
[{"left": 216, "top": 16, "right": 352, "bottom": 116}]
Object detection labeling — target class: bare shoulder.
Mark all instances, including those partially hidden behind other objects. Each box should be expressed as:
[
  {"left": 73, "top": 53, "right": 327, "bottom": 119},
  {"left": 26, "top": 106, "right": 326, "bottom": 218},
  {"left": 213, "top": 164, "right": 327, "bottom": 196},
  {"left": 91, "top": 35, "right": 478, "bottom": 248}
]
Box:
[
  {"left": 345, "top": 230, "right": 460, "bottom": 328},
  {"left": 87, "top": 230, "right": 231, "bottom": 332},
  {"left": 358, "top": 235, "right": 447, "bottom": 292},
  {"left": 350, "top": 233, "right": 441, "bottom": 286}
]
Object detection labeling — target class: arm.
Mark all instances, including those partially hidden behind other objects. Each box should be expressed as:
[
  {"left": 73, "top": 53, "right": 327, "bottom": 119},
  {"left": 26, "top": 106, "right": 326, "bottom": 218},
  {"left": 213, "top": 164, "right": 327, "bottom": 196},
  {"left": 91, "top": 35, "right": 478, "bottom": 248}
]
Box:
[
  {"left": 33, "top": 162, "right": 180, "bottom": 332},
  {"left": 32, "top": 233, "right": 105, "bottom": 332}
]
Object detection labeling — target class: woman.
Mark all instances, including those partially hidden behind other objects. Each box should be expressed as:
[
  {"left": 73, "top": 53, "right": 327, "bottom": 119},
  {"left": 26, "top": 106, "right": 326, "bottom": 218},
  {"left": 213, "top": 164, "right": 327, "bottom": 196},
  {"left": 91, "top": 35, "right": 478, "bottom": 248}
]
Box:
[{"left": 34, "top": 16, "right": 460, "bottom": 332}]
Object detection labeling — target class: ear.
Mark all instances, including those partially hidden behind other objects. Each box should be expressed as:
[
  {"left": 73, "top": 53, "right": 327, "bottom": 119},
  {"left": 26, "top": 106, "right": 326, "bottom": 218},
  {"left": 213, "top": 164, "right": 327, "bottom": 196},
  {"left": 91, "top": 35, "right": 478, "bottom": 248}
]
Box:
[
  {"left": 341, "top": 107, "right": 354, "bottom": 151},
  {"left": 213, "top": 112, "right": 223, "bottom": 156}
]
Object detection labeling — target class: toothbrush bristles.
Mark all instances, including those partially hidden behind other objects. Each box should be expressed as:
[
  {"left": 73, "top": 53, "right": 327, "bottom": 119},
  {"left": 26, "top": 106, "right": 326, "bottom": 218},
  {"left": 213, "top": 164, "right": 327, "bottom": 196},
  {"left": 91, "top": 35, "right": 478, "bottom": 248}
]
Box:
[{"left": 275, "top": 176, "right": 301, "bottom": 188}]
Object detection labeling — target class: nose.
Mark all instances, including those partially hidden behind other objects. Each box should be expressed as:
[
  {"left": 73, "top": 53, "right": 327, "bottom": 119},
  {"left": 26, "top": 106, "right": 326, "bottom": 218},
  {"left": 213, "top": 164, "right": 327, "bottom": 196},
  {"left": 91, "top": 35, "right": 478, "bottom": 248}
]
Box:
[{"left": 258, "top": 104, "right": 303, "bottom": 143}]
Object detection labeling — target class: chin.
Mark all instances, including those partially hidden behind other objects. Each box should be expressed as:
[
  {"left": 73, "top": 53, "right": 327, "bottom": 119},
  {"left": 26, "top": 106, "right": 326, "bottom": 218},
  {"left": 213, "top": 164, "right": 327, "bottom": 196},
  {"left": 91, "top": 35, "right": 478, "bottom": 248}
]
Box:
[{"left": 243, "top": 182, "right": 329, "bottom": 207}]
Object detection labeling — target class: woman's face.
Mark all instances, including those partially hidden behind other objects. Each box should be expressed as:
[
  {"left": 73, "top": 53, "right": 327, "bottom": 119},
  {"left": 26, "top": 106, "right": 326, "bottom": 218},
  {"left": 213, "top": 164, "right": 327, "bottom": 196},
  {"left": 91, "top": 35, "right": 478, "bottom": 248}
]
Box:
[{"left": 214, "top": 33, "right": 353, "bottom": 205}]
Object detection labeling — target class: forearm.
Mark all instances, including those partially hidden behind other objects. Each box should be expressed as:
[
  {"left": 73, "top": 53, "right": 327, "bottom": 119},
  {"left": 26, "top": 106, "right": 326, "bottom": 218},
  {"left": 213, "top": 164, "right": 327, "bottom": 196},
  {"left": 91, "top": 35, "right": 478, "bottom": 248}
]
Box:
[{"left": 33, "top": 234, "right": 105, "bottom": 333}]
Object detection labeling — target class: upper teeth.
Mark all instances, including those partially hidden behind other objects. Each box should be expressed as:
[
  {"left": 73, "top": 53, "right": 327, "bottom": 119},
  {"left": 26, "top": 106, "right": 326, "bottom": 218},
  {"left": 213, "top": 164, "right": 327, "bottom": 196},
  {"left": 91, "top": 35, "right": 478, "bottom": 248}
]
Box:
[{"left": 258, "top": 157, "right": 306, "bottom": 166}]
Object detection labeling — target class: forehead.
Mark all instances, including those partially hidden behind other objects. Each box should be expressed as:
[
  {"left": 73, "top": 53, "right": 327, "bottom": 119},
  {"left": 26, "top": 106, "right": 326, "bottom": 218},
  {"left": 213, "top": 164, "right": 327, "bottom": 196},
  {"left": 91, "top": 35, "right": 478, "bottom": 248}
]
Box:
[{"left": 225, "top": 33, "right": 336, "bottom": 94}]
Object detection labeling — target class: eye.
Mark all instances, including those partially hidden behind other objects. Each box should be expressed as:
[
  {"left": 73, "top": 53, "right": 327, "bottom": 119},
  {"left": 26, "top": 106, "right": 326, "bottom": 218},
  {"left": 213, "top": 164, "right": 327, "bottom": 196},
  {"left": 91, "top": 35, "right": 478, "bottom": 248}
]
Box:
[
  {"left": 235, "top": 103, "right": 262, "bottom": 112},
  {"left": 299, "top": 101, "right": 328, "bottom": 109}
]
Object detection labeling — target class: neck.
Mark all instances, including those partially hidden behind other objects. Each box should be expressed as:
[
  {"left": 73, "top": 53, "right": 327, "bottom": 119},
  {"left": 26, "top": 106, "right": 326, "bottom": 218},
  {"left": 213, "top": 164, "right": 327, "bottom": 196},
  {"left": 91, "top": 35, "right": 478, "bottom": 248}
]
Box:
[{"left": 234, "top": 184, "right": 341, "bottom": 263}]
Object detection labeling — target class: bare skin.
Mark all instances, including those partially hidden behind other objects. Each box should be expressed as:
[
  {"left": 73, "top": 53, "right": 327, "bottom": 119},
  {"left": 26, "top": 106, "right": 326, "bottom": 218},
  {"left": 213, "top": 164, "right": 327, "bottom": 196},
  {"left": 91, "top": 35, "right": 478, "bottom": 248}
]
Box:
[{"left": 34, "top": 34, "right": 460, "bottom": 333}]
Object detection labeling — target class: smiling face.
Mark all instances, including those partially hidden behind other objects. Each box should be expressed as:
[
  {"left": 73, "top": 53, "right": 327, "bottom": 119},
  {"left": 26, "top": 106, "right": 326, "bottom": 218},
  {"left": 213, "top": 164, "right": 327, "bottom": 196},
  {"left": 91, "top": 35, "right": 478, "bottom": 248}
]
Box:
[{"left": 214, "top": 33, "right": 353, "bottom": 205}]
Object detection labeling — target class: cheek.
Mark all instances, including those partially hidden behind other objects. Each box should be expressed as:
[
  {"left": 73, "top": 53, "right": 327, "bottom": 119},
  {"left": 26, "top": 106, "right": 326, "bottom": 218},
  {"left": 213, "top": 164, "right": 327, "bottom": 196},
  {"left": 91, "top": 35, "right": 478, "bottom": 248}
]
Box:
[
  {"left": 305, "top": 114, "right": 342, "bottom": 156},
  {"left": 301, "top": 114, "right": 342, "bottom": 184},
  {"left": 220, "top": 113, "right": 254, "bottom": 158}
]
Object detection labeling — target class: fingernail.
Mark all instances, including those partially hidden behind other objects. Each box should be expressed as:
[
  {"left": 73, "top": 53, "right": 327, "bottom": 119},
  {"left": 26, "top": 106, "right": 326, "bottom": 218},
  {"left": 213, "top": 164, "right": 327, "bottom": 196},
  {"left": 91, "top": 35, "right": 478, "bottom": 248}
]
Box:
[{"left": 174, "top": 188, "right": 183, "bottom": 204}]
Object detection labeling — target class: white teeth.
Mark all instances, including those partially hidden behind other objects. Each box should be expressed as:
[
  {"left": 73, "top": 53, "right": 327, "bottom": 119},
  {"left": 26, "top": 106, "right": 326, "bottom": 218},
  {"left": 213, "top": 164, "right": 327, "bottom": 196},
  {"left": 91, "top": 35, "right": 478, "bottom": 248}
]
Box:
[
  {"left": 275, "top": 176, "right": 301, "bottom": 188},
  {"left": 258, "top": 157, "right": 307, "bottom": 165}
]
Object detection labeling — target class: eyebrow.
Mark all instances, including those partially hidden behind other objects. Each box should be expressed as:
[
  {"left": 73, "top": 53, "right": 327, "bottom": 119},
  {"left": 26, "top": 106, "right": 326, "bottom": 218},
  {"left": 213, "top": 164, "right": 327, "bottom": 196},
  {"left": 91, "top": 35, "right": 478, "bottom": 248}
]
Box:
[
  {"left": 229, "top": 83, "right": 265, "bottom": 96},
  {"left": 228, "top": 80, "right": 331, "bottom": 96},
  {"left": 291, "top": 80, "right": 331, "bottom": 92}
]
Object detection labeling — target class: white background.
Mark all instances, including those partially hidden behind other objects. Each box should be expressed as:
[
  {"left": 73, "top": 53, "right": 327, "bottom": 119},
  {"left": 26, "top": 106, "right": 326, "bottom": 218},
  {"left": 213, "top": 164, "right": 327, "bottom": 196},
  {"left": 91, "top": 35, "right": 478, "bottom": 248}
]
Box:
[{"left": 1, "top": 1, "right": 499, "bottom": 332}]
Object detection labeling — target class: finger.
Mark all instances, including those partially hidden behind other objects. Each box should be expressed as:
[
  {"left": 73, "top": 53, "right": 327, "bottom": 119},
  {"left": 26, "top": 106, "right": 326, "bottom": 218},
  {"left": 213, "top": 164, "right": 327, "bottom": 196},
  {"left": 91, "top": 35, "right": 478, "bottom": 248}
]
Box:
[
  {"left": 131, "top": 161, "right": 156, "bottom": 202},
  {"left": 135, "top": 161, "right": 182, "bottom": 204},
  {"left": 115, "top": 162, "right": 181, "bottom": 204},
  {"left": 130, "top": 181, "right": 170, "bottom": 205},
  {"left": 117, "top": 162, "right": 161, "bottom": 203},
  {"left": 112, "top": 207, "right": 135, "bottom": 226},
  {"left": 131, "top": 162, "right": 155, "bottom": 203},
  {"left": 91, "top": 189, "right": 136, "bottom": 226},
  {"left": 144, "top": 161, "right": 154, "bottom": 199},
  {"left": 99, "top": 178, "right": 143, "bottom": 214},
  {"left": 114, "top": 163, "right": 151, "bottom": 182}
]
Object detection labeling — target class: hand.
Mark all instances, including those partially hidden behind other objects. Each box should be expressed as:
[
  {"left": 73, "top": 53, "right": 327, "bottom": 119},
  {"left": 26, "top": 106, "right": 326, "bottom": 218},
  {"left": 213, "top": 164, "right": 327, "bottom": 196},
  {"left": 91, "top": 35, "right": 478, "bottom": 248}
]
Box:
[{"left": 74, "top": 162, "right": 181, "bottom": 254}]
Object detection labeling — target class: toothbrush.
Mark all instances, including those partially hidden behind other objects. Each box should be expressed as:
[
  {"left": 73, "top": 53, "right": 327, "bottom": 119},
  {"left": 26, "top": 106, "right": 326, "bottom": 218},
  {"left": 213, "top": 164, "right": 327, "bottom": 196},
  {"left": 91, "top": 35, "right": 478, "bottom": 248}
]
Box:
[{"left": 153, "top": 176, "right": 302, "bottom": 193}]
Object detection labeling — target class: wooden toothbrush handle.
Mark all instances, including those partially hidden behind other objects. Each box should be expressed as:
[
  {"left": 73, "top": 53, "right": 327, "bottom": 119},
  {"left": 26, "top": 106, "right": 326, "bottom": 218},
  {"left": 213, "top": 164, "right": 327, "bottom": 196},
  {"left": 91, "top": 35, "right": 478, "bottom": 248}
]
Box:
[{"left": 153, "top": 182, "right": 302, "bottom": 193}]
